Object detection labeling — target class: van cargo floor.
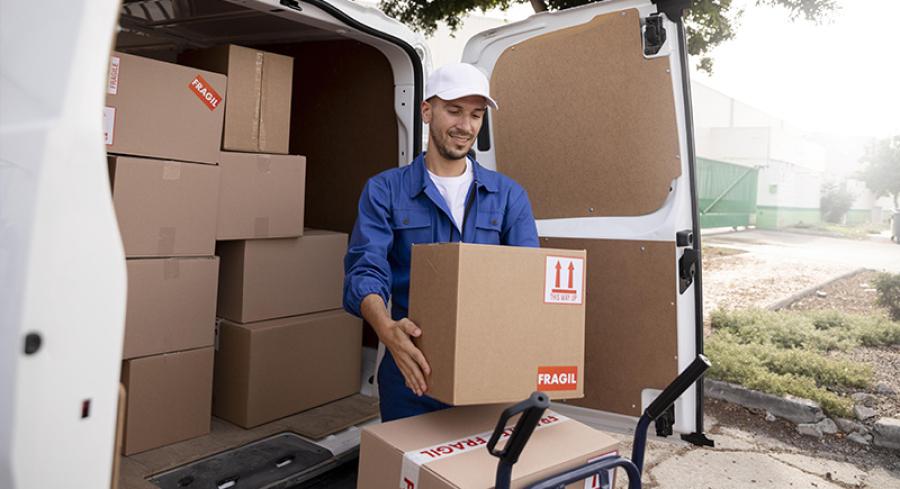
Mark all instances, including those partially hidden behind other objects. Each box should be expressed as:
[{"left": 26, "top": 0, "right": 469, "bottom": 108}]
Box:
[
  {"left": 119, "top": 395, "right": 378, "bottom": 489},
  {"left": 148, "top": 433, "right": 331, "bottom": 489}
]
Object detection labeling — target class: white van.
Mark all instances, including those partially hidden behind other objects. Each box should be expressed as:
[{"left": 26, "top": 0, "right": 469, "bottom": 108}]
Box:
[{"left": 0, "top": 0, "right": 709, "bottom": 487}]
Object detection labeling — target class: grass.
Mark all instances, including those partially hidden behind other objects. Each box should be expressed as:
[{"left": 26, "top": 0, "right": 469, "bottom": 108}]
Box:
[
  {"left": 707, "top": 308, "right": 900, "bottom": 417},
  {"left": 790, "top": 222, "right": 889, "bottom": 240},
  {"left": 702, "top": 245, "right": 747, "bottom": 258}
]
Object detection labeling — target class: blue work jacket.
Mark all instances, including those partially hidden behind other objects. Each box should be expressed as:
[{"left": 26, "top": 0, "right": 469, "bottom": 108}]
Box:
[{"left": 342, "top": 153, "right": 539, "bottom": 420}]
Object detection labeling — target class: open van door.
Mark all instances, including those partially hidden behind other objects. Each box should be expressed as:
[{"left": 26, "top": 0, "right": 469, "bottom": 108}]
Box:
[{"left": 463, "top": 0, "right": 712, "bottom": 445}]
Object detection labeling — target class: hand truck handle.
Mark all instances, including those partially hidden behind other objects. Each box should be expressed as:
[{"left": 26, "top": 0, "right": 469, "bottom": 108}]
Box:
[
  {"left": 645, "top": 354, "right": 711, "bottom": 421},
  {"left": 489, "top": 391, "right": 550, "bottom": 489},
  {"left": 487, "top": 391, "right": 550, "bottom": 461}
]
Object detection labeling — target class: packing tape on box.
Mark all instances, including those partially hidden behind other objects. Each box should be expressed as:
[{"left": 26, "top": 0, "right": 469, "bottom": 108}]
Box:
[
  {"left": 256, "top": 154, "right": 272, "bottom": 174},
  {"left": 162, "top": 258, "right": 180, "bottom": 280},
  {"left": 157, "top": 227, "right": 176, "bottom": 255},
  {"left": 252, "top": 52, "right": 264, "bottom": 149},
  {"left": 162, "top": 163, "right": 182, "bottom": 181},
  {"left": 398, "top": 412, "right": 570, "bottom": 489},
  {"left": 253, "top": 217, "right": 270, "bottom": 238}
]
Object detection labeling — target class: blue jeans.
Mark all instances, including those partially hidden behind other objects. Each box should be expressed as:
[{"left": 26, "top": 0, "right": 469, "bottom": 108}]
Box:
[{"left": 377, "top": 349, "right": 451, "bottom": 422}]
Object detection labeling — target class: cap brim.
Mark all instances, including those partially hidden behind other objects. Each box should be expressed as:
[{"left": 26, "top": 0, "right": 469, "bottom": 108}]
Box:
[{"left": 434, "top": 88, "right": 499, "bottom": 110}]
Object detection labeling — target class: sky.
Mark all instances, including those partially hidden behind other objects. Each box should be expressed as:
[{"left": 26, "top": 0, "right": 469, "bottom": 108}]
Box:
[{"left": 691, "top": 0, "right": 900, "bottom": 139}]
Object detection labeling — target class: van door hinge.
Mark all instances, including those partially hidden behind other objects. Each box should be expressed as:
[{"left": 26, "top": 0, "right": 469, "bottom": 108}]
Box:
[
  {"left": 643, "top": 14, "right": 667, "bottom": 56},
  {"left": 678, "top": 248, "right": 697, "bottom": 294}
]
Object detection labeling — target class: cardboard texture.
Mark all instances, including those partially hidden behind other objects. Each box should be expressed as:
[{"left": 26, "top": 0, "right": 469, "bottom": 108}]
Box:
[
  {"left": 215, "top": 230, "right": 347, "bottom": 323},
  {"left": 491, "top": 9, "right": 681, "bottom": 219},
  {"left": 121, "top": 348, "right": 214, "bottom": 456},
  {"left": 409, "top": 243, "right": 586, "bottom": 406},
  {"left": 123, "top": 257, "right": 219, "bottom": 359},
  {"left": 213, "top": 310, "right": 362, "bottom": 428},
  {"left": 267, "top": 40, "right": 398, "bottom": 235},
  {"left": 542, "top": 237, "right": 678, "bottom": 417},
  {"left": 216, "top": 152, "right": 306, "bottom": 240},
  {"left": 179, "top": 45, "right": 293, "bottom": 154},
  {"left": 358, "top": 404, "right": 619, "bottom": 489},
  {"left": 105, "top": 51, "right": 226, "bottom": 164},
  {"left": 109, "top": 156, "right": 220, "bottom": 257}
]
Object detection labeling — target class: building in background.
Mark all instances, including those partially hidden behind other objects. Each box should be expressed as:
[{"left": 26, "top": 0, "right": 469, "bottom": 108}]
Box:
[{"left": 693, "top": 83, "right": 830, "bottom": 229}]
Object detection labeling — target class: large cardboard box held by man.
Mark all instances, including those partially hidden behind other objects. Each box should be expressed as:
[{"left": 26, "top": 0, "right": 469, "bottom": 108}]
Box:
[
  {"left": 409, "top": 243, "right": 586, "bottom": 405},
  {"left": 213, "top": 309, "right": 362, "bottom": 428},
  {"left": 216, "top": 152, "right": 306, "bottom": 240},
  {"left": 123, "top": 257, "right": 219, "bottom": 359},
  {"left": 109, "top": 156, "right": 220, "bottom": 257},
  {"left": 121, "top": 347, "right": 214, "bottom": 455},
  {"left": 216, "top": 230, "right": 346, "bottom": 323},
  {"left": 179, "top": 45, "right": 293, "bottom": 154},
  {"left": 358, "top": 404, "right": 618, "bottom": 489},
  {"left": 105, "top": 51, "right": 226, "bottom": 165}
]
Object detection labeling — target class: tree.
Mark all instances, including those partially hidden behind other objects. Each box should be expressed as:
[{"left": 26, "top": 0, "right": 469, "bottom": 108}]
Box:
[
  {"left": 859, "top": 136, "right": 900, "bottom": 210},
  {"left": 819, "top": 181, "right": 854, "bottom": 224},
  {"left": 379, "top": 0, "right": 838, "bottom": 73}
]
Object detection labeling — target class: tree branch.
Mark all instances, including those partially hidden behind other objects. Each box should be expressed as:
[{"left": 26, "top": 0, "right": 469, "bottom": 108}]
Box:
[{"left": 530, "top": 0, "right": 548, "bottom": 12}]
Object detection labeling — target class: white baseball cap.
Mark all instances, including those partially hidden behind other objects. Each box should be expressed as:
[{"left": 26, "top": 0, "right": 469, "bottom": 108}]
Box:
[{"left": 425, "top": 63, "right": 498, "bottom": 110}]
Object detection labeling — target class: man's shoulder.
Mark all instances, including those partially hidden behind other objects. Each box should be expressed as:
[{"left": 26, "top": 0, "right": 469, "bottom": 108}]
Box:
[
  {"left": 365, "top": 164, "right": 410, "bottom": 190},
  {"left": 477, "top": 163, "right": 527, "bottom": 195}
]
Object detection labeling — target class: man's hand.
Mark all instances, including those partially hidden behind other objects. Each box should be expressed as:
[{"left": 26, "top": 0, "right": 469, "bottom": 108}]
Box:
[
  {"left": 380, "top": 318, "right": 431, "bottom": 396},
  {"left": 360, "top": 294, "right": 431, "bottom": 396}
]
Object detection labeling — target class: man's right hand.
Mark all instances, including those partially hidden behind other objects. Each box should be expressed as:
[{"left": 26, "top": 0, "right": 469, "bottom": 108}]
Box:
[
  {"left": 360, "top": 294, "right": 431, "bottom": 397},
  {"left": 380, "top": 318, "right": 431, "bottom": 396}
]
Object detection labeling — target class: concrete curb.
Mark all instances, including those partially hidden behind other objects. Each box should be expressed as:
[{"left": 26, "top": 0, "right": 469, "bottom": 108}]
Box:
[
  {"left": 767, "top": 267, "right": 869, "bottom": 311},
  {"left": 705, "top": 380, "right": 824, "bottom": 424},
  {"left": 874, "top": 418, "right": 900, "bottom": 450}
]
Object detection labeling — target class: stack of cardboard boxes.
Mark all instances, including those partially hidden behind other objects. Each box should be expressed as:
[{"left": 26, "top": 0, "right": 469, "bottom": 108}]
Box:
[
  {"left": 107, "top": 52, "right": 224, "bottom": 455},
  {"left": 109, "top": 45, "right": 362, "bottom": 454},
  {"left": 183, "top": 45, "right": 363, "bottom": 430}
]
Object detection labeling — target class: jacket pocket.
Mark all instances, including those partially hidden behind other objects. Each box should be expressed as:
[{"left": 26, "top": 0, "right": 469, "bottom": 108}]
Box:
[
  {"left": 391, "top": 208, "right": 433, "bottom": 250},
  {"left": 474, "top": 210, "right": 502, "bottom": 244}
]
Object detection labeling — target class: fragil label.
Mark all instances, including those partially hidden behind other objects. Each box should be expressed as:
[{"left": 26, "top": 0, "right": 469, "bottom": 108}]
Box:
[
  {"left": 188, "top": 75, "right": 222, "bottom": 111},
  {"left": 537, "top": 366, "right": 578, "bottom": 391},
  {"left": 544, "top": 256, "right": 584, "bottom": 304},
  {"left": 107, "top": 56, "right": 120, "bottom": 95},
  {"left": 399, "top": 413, "right": 569, "bottom": 489}
]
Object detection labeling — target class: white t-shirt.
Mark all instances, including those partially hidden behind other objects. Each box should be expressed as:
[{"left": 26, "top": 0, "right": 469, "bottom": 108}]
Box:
[{"left": 427, "top": 159, "right": 474, "bottom": 231}]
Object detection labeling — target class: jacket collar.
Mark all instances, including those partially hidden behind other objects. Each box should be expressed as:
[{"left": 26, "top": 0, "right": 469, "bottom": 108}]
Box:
[{"left": 408, "top": 152, "right": 499, "bottom": 198}]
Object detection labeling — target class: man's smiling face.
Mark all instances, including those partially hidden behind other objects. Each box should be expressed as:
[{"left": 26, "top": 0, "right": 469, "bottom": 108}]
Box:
[{"left": 423, "top": 95, "right": 487, "bottom": 161}]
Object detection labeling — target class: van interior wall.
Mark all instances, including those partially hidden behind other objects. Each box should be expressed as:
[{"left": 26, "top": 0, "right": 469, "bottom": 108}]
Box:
[{"left": 266, "top": 39, "right": 399, "bottom": 236}]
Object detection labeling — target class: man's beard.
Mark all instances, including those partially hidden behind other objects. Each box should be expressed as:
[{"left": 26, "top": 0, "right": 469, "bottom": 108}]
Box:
[{"left": 431, "top": 126, "right": 473, "bottom": 161}]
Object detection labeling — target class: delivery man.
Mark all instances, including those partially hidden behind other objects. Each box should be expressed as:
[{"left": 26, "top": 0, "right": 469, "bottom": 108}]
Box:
[{"left": 343, "top": 63, "right": 539, "bottom": 422}]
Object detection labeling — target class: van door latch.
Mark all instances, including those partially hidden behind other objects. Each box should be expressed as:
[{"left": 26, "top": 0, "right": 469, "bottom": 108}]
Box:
[
  {"left": 678, "top": 248, "right": 697, "bottom": 294},
  {"left": 643, "top": 14, "right": 667, "bottom": 56}
]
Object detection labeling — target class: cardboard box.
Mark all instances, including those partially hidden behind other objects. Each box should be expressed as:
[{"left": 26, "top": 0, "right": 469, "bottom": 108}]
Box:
[
  {"left": 213, "top": 309, "right": 362, "bottom": 428},
  {"left": 358, "top": 404, "right": 619, "bottom": 489},
  {"left": 121, "top": 347, "right": 214, "bottom": 455},
  {"left": 123, "top": 257, "right": 219, "bottom": 359},
  {"left": 180, "top": 45, "right": 293, "bottom": 154},
  {"left": 217, "top": 152, "right": 306, "bottom": 240},
  {"left": 216, "top": 230, "right": 347, "bottom": 323},
  {"left": 109, "top": 156, "right": 220, "bottom": 257},
  {"left": 409, "top": 243, "right": 586, "bottom": 405},
  {"left": 105, "top": 51, "right": 226, "bottom": 164}
]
